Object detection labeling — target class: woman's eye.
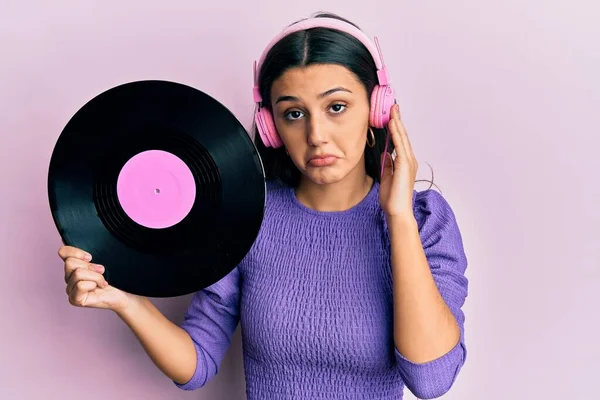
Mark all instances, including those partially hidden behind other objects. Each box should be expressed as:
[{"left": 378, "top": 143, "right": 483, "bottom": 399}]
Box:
[
  {"left": 283, "top": 104, "right": 346, "bottom": 121},
  {"left": 284, "top": 110, "right": 304, "bottom": 120},
  {"left": 330, "top": 104, "right": 347, "bottom": 114}
]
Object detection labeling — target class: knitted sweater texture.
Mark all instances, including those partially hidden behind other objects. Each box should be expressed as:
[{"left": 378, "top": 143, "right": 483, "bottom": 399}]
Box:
[{"left": 175, "top": 180, "right": 468, "bottom": 399}]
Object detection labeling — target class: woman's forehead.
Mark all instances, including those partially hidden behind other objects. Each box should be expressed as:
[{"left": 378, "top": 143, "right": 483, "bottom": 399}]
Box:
[{"left": 271, "top": 65, "right": 364, "bottom": 97}]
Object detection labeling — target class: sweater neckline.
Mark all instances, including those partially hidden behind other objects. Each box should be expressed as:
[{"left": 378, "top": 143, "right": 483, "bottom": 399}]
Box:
[{"left": 288, "top": 181, "right": 379, "bottom": 217}]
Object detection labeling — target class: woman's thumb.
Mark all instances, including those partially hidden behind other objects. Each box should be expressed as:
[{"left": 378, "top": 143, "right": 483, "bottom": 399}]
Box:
[{"left": 380, "top": 152, "right": 393, "bottom": 180}]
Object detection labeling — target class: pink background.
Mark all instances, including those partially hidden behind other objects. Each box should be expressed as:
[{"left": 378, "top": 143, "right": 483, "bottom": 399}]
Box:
[{"left": 1, "top": 1, "right": 598, "bottom": 399}]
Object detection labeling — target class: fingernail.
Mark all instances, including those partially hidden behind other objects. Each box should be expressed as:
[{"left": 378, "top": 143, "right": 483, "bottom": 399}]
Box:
[
  {"left": 96, "top": 265, "right": 105, "bottom": 273},
  {"left": 84, "top": 253, "right": 92, "bottom": 261}
]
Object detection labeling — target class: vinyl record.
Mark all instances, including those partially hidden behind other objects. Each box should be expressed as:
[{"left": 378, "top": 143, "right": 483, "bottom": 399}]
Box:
[{"left": 48, "top": 80, "right": 266, "bottom": 297}]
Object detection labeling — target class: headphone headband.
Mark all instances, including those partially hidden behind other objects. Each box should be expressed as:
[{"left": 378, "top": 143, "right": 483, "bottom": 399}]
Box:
[{"left": 252, "top": 17, "right": 389, "bottom": 103}]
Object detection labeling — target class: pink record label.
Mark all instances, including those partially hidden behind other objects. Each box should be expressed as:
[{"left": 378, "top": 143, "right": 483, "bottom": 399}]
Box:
[{"left": 116, "top": 150, "right": 196, "bottom": 229}]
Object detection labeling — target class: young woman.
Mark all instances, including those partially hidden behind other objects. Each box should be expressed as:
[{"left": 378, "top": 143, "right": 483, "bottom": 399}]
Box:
[{"left": 59, "top": 12, "right": 469, "bottom": 400}]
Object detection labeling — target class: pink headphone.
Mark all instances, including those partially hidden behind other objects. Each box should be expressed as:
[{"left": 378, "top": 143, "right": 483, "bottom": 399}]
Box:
[{"left": 252, "top": 17, "right": 396, "bottom": 149}]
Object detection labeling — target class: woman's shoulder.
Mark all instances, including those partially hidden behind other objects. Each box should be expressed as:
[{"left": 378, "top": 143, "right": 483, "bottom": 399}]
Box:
[
  {"left": 412, "top": 188, "right": 454, "bottom": 218},
  {"left": 411, "top": 188, "right": 464, "bottom": 243},
  {"left": 264, "top": 179, "right": 291, "bottom": 205}
]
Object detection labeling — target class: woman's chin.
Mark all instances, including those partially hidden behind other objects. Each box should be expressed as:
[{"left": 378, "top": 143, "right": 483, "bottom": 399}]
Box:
[{"left": 304, "top": 169, "right": 346, "bottom": 185}]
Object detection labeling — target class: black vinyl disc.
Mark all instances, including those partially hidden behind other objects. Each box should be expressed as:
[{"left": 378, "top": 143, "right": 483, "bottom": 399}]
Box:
[{"left": 48, "top": 80, "right": 266, "bottom": 297}]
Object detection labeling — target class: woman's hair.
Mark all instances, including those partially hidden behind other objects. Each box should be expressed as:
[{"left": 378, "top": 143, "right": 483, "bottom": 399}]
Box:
[{"left": 251, "top": 11, "right": 436, "bottom": 190}]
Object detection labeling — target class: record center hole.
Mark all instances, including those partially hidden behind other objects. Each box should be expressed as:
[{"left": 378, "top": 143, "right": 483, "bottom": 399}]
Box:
[{"left": 155, "top": 188, "right": 161, "bottom": 194}]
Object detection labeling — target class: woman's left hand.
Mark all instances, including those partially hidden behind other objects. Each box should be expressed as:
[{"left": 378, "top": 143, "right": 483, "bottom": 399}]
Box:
[{"left": 379, "top": 103, "right": 419, "bottom": 220}]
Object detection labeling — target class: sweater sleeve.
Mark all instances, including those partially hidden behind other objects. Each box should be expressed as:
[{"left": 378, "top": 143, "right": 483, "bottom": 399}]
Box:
[
  {"left": 173, "top": 266, "right": 242, "bottom": 391},
  {"left": 394, "top": 189, "right": 469, "bottom": 399}
]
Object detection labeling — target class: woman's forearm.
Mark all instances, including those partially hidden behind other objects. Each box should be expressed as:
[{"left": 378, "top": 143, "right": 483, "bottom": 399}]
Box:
[
  {"left": 115, "top": 296, "right": 197, "bottom": 385},
  {"left": 388, "top": 215, "right": 460, "bottom": 363}
]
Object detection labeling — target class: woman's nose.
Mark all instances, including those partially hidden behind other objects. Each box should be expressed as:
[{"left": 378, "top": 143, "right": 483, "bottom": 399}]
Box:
[{"left": 306, "top": 117, "right": 328, "bottom": 146}]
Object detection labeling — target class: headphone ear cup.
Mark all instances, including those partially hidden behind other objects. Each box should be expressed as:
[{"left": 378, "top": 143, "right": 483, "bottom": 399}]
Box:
[
  {"left": 255, "top": 107, "right": 283, "bottom": 148},
  {"left": 369, "top": 85, "right": 396, "bottom": 129}
]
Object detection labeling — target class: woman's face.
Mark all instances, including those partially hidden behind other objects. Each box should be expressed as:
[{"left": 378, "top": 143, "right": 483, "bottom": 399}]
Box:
[{"left": 270, "top": 64, "right": 370, "bottom": 185}]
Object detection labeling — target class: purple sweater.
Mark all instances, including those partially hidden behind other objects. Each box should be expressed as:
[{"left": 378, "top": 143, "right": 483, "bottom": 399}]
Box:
[{"left": 175, "top": 180, "right": 468, "bottom": 399}]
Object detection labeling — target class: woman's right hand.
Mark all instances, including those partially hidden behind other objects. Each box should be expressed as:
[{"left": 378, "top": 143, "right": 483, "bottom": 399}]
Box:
[{"left": 59, "top": 245, "right": 134, "bottom": 313}]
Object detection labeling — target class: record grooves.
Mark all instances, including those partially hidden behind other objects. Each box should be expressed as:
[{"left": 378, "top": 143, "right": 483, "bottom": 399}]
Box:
[
  {"left": 92, "top": 127, "right": 220, "bottom": 253},
  {"left": 48, "top": 80, "right": 266, "bottom": 297}
]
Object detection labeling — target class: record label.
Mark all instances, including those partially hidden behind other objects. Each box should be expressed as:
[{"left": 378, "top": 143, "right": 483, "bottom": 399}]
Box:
[{"left": 116, "top": 150, "right": 196, "bottom": 229}]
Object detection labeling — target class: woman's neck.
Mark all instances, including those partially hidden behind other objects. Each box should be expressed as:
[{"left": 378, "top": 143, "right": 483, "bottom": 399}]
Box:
[{"left": 295, "top": 167, "right": 374, "bottom": 212}]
